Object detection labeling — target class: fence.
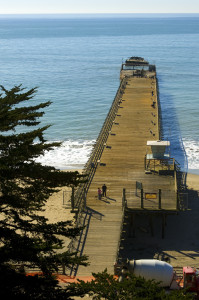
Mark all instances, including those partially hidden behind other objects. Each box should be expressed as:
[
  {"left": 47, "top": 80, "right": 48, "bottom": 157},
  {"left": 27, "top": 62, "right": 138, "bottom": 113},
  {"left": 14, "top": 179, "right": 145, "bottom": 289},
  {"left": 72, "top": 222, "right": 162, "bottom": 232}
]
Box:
[
  {"left": 73, "top": 77, "right": 127, "bottom": 210},
  {"left": 178, "top": 192, "right": 189, "bottom": 211},
  {"left": 114, "top": 189, "right": 127, "bottom": 275},
  {"left": 175, "top": 160, "right": 188, "bottom": 211},
  {"left": 65, "top": 78, "right": 127, "bottom": 276}
]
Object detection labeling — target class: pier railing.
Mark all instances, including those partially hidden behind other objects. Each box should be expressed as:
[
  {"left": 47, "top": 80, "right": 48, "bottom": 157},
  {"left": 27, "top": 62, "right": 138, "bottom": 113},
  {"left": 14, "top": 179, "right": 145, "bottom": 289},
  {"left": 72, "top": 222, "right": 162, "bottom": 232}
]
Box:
[
  {"left": 156, "top": 76, "right": 163, "bottom": 140},
  {"left": 66, "top": 78, "right": 127, "bottom": 275},
  {"left": 73, "top": 77, "right": 127, "bottom": 210},
  {"left": 174, "top": 161, "right": 188, "bottom": 210},
  {"left": 114, "top": 189, "right": 127, "bottom": 275}
]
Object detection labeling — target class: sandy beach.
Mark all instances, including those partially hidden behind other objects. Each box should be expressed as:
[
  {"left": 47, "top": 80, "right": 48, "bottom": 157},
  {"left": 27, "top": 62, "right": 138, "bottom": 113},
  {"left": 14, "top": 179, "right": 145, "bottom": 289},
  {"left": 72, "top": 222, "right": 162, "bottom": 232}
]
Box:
[
  {"left": 42, "top": 169, "right": 83, "bottom": 220},
  {"left": 40, "top": 169, "right": 83, "bottom": 252},
  {"left": 187, "top": 172, "right": 199, "bottom": 190}
]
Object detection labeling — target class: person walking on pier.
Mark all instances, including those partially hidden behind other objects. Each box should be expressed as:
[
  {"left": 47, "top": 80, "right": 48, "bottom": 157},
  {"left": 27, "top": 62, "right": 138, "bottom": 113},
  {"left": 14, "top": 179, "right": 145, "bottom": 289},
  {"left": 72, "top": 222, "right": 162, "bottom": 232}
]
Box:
[
  {"left": 98, "top": 188, "right": 102, "bottom": 200},
  {"left": 102, "top": 184, "right": 107, "bottom": 197}
]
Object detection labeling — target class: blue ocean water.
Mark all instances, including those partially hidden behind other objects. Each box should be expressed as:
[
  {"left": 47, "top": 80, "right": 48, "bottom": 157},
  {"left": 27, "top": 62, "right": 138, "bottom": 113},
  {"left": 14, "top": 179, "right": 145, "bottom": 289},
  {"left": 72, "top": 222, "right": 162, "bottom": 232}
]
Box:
[{"left": 0, "top": 14, "right": 199, "bottom": 171}]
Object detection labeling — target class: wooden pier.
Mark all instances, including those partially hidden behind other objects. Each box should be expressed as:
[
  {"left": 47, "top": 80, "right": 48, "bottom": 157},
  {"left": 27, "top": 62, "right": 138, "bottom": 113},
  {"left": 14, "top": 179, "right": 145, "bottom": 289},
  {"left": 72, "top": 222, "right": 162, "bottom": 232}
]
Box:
[{"left": 70, "top": 58, "right": 180, "bottom": 277}]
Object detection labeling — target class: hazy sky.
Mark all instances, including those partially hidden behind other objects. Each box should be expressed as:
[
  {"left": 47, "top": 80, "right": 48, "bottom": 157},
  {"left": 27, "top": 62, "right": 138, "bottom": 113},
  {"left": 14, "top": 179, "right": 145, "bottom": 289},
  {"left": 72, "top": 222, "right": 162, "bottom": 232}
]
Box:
[{"left": 0, "top": 0, "right": 199, "bottom": 14}]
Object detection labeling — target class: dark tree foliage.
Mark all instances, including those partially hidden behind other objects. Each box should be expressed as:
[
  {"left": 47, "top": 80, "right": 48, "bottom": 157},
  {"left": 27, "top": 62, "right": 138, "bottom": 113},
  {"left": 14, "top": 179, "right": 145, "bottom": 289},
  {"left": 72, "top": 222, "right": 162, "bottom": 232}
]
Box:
[
  {"left": 68, "top": 269, "right": 194, "bottom": 300},
  {"left": 0, "top": 85, "right": 87, "bottom": 299}
]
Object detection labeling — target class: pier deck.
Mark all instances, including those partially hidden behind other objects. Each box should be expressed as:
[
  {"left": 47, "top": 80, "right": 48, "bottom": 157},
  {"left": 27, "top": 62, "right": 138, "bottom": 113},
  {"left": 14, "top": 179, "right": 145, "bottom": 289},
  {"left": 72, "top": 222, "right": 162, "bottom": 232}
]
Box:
[{"left": 77, "top": 75, "right": 177, "bottom": 276}]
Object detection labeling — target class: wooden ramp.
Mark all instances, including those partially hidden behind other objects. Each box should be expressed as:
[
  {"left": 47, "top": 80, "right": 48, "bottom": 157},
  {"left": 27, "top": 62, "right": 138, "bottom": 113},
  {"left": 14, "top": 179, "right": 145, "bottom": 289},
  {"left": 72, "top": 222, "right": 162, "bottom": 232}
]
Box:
[{"left": 76, "top": 76, "right": 177, "bottom": 276}]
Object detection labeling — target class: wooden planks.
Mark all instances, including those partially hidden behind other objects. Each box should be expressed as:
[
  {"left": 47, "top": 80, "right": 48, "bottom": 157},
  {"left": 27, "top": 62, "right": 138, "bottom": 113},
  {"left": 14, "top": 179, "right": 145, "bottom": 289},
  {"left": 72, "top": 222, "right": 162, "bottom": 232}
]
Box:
[
  {"left": 77, "top": 75, "right": 177, "bottom": 276},
  {"left": 86, "top": 76, "right": 176, "bottom": 210}
]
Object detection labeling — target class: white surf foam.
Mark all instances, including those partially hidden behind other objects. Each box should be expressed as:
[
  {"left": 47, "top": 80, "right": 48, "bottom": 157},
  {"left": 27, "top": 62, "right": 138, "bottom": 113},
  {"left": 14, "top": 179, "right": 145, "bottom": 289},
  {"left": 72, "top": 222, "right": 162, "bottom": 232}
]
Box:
[
  {"left": 35, "top": 140, "right": 95, "bottom": 170},
  {"left": 35, "top": 138, "right": 199, "bottom": 172},
  {"left": 183, "top": 139, "right": 199, "bottom": 170}
]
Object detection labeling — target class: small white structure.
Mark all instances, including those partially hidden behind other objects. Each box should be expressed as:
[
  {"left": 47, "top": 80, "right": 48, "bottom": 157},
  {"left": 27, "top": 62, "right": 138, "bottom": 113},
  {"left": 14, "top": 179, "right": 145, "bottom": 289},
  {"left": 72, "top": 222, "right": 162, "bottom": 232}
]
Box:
[{"left": 146, "top": 140, "right": 170, "bottom": 159}]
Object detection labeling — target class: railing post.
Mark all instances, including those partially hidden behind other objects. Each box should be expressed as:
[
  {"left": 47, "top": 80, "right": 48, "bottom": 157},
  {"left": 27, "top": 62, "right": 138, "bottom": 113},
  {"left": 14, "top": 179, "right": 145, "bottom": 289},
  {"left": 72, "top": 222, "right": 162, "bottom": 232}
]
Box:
[
  {"left": 141, "top": 189, "right": 144, "bottom": 208},
  {"left": 83, "top": 188, "right": 86, "bottom": 209}
]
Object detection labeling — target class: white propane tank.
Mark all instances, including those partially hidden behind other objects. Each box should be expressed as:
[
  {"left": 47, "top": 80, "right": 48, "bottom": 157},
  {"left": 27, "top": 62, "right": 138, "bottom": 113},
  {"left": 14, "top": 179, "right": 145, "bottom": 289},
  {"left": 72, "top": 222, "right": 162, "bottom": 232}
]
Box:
[{"left": 128, "top": 259, "right": 174, "bottom": 287}]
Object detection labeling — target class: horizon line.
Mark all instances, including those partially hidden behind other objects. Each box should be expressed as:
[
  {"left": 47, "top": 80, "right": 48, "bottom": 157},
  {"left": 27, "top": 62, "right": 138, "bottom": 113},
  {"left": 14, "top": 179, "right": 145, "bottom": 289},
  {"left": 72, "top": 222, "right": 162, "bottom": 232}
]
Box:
[
  {"left": 0, "top": 12, "right": 199, "bottom": 14},
  {"left": 0, "top": 12, "right": 199, "bottom": 18}
]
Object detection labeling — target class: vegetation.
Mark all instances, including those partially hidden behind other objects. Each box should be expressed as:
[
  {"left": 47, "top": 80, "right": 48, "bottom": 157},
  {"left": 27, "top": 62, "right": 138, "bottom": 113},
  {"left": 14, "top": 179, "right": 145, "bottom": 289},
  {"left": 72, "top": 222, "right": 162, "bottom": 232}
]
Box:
[
  {"left": 0, "top": 85, "right": 87, "bottom": 299},
  {"left": 68, "top": 269, "right": 194, "bottom": 299}
]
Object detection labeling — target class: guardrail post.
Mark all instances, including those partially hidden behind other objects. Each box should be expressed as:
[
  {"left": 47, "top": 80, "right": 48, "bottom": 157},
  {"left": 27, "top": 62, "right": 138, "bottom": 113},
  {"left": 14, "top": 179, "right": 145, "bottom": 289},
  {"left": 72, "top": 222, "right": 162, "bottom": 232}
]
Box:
[{"left": 83, "top": 188, "right": 86, "bottom": 209}]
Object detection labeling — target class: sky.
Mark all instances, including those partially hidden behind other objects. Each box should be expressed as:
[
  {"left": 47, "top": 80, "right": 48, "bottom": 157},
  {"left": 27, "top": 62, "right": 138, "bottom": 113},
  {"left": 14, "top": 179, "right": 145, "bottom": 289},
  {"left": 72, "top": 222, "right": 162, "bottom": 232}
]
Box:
[{"left": 0, "top": 0, "right": 199, "bottom": 14}]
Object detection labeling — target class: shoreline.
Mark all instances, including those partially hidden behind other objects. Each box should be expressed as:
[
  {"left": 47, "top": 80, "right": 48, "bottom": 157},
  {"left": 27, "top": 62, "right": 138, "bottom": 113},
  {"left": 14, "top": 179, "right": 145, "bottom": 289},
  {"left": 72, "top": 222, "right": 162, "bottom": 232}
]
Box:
[{"left": 187, "top": 169, "right": 199, "bottom": 176}]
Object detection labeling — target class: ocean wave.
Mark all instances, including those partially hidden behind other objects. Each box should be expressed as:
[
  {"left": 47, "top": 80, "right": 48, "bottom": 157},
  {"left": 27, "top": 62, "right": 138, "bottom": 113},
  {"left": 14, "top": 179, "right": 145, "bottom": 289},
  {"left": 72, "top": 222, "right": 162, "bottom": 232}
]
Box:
[
  {"left": 34, "top": 139, "right": 199, "bottom": 172},
  {"left": 183, "top": 139, "right": 199, "bottom": 170},
  {"left": 35, "top": 140, "right": 95, "bottom": 170}
]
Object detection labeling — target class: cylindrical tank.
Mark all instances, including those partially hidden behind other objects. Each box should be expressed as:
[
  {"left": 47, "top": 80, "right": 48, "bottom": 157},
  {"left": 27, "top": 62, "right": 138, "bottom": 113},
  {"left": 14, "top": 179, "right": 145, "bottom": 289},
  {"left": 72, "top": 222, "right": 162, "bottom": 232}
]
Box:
[{"left": 128, "top": 259, "right": 174, "bottom": 287}]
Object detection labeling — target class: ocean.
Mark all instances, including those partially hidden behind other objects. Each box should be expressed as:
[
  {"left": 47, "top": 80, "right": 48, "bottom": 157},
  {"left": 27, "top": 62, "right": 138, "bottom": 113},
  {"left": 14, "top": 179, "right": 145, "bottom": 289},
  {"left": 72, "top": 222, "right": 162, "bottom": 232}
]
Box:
[{"left": 0, "top": 14, "right": 199, "bottom": 173}]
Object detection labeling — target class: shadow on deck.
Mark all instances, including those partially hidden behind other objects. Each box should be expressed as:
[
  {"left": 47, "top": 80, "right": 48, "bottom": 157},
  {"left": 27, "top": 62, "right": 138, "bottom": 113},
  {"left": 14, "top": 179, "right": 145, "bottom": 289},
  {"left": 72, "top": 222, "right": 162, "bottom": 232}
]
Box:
[{"left": 118, "top": 188, "right": 199, "bottom": 269}]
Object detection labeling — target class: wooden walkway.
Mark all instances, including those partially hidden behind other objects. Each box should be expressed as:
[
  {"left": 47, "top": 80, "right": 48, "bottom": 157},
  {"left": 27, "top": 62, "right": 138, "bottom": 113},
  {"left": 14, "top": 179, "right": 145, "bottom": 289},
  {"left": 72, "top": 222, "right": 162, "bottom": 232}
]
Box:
[{"left": 76, "top": 75, "right": 177, "bottom": 276}]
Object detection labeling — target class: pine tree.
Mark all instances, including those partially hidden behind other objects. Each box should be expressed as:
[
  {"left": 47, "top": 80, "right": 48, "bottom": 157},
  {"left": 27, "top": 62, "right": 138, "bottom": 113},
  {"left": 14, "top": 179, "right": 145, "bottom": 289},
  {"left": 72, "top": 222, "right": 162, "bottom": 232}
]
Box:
[
  {"left": 0, "top": 85, "right": 87, "bottom": 299},
  {"left": 68, "top": 269, "right": 194, "bottom": 300}
]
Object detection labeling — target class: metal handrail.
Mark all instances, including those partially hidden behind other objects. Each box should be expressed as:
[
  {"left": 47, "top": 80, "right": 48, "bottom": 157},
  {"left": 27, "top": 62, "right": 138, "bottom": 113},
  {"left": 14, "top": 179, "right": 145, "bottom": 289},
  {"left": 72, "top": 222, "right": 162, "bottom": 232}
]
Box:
[
  {"left": 66, "top": 78, "right": 127, "bottom": 275},
  {"left": 73, "top": 78, "right": 127, "bottom": 210},
  {"left": 115, "top": 190, "right": 126, "bottom": 271}
]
